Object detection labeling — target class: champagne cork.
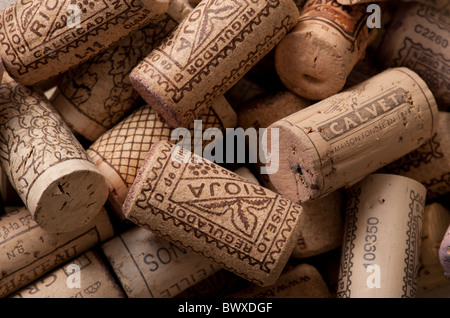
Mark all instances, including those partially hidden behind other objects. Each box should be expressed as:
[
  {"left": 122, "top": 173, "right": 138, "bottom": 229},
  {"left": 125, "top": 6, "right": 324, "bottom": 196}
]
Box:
[
  {"left": 0, "top": 76, "right": 108, "bottom": 233},
  {"left": 52, "top": 14, "right": 179, "bottom": 142},
  {"left": 267, "top": 67, "right": 439, "bottom": 203},
  {"left": 11, "top": 250, "right": 125, "bottom": 298},
  {"left": 0, "top": 0, "right": 170, "bottom": 86},
  {"left": 379, "top": 2, "right": 450, "bottom": 110},
  {"left": 380, "top": 112, "right": 450, "bottom": 200},
  {"left": 439, "top": 224, "right": 450, "bottom": 278},
  {"left": 416, "top": 203, "right": 450, "bottom": 296},
  {"left": 123, "top": 141, "right": 305, "bottom": 286},
  {"left": 229, "top": 263, "right": 330, "bottom": 298},
  {"left": 337, "top": 174, "right": 426, "bottom": 298},
  {"left": 87, "top": 96, "right": 236, "bottom": 220},
  {"left": 101, "top": 225, "right": 219, "bottom": 298},
  {"left": 0, "top": 207, "right": 114, "bottom": 297},
  {"left": 275, "top": 0, "right": 377, "bottom": 100},
  {"left": 291, "top": 189, "right": 344, "bottom": 259},
  {"left": 129, "top": 0, "right": 300, "bottom": 128}
]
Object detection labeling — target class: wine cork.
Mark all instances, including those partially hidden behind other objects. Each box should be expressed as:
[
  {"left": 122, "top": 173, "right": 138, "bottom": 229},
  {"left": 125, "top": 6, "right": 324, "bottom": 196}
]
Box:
[
  {"left": 416, "top": 203, "right": 450, "bottom": 296},
  {"left": 380, "top": 112, "right": 450, "bottom": 200},
  {"left": 0, "top": 207, "right": 114, "bottom": 297},
  {"left": 439, "top": 224, "right": 450, "bottom": 278},
  {"left": 11, "top": 250, "right": 125, "bottom": 298},
  {"left": 52, "top": 14, "right": 179, "bottom": 142},
  {"left": 291, "top": 189, "right": 344, "bottom": 259},
  {"left": 267, "top": 67, "right": 439, "bottom": 203},
  {"left": 101, "top": 225, "right": 219, "bottom": 298},
  {"left": 379, "top": 2, "right": 450, "bottom": 110},
  {"left": 0, "top": 0, "right": 170, "bottom": 86},
  {"left": 86, "top": 96, "right": 236, "bottom": 220},
  {"left": 123, "top": 141, "right": 305, "bottom": 286},
  {"left": 0, "top": 76, "right": 108, "bottom": 233},
  {"left": 129, "top": 0, "right": 300, "bottom": 128},
  {"left": 275, "top": 0, "right": 377, "bottom": 100},
  {"left": 337, "top": 174, "right": 426, "bottom": 298}
]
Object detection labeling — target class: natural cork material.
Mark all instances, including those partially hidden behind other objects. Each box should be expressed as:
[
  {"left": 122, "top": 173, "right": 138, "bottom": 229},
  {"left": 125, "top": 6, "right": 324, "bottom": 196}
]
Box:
[
  {"left": 268, "top": 67, "right": 438, "bottom": 203},
  {"left": 122, "top": 141, "right": 304, "bottom": 286}
]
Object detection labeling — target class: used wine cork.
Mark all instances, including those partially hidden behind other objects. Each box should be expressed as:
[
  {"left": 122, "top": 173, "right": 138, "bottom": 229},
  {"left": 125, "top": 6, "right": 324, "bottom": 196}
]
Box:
[
  {"left": 129, "top": 0, "right": 300, "bottom": 128},
  {"left": 0, "top": 76, "right": 109, "bottom": 233},
  {"left": 380, "top": 112, "right": 450, "bottom": 200},
  {"left": 123, "top": 141, "right": 305, "bottom": 286},
  {"left": 275, "top": 0, "right": 377, "bottom": 100},
  {"left": 229, "top": 263, "right": 330, "bottom": 298},
  {"left": 439, "top": 224, "right": 450, "bottom": 278},
  {"left": 87, "top": 96, "right": 236, "bottom": 220},
  {"left": 267, "top": 67, "right": 439, "bottom": 203},
  {"left": 11, "top": 250, "right": 125, "bottom": 298},
  {"left": 0, "top": 207, "right": 114, "bottom": 297},
  {"left": 291, "top": 189, "right": 344, "bottom": 259},
  {"left": 337, "top": 174, "right": 426, "bottom": 298},
  {"left": 52, "top": 14, "right": 179, "bottom": 142},
  {"left": 416, "top": 203, "right": 450, "bottom": 296},
  {"left": 379, "top": 2, "right": 450, "bottom": 110},
  {"left": 101, "top": 225, "right": 219, "bottom": 298},
  {"left": 0, "top": 0, "right": 170, "bottom": 86}
]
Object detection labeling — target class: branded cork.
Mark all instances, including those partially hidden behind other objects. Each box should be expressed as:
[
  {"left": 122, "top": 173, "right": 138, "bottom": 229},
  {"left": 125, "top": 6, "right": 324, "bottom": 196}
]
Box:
[
  {"left": 439, "top": 224, "right": 450, "bottom": 278},
  {"left": 275, "top": 0, "right": 377, "bottom": 100},
  {"left": 380, "top": 112, "right": 450, "bottom": 200},
  {"left": 102, "top": 225, "right": 219, "bottom": 298},
  {"left": 337, "top": 174, "right": 426, "bottom": 298},
  {"left": 129, "top": 0, "right": 300, "bottom": 128},
  {"left": 11, "top": 250, "right": 125, "bottom": 298},
  {"left": 0, "top": 0, "right": 170, "bottom": 86},
  {"left": 0, "top": 207, "right": 114, "bottom": 297},
  {"left": 52, "top": 14, "right": 179, "bottom": 142},
  {"left": 379, "top": 2, "right": 450, "bottom": 110},
  {"left": 86, "top": 96, "right": 236, "bottom": 220},
  {"left": 230, "top": 263, "right": 330, "bottom": 298},
  {"left": 291, "top": 189, "right": 344, "bottom": 259},
  {"left": 267, "top": 67, "right": 439, "bottom": 203},
  {"left": 123, "top": 141, "right": 305, "bottom": 286},
  {"left": 0, "top": 76, "right": 109, "bottom": 233}
]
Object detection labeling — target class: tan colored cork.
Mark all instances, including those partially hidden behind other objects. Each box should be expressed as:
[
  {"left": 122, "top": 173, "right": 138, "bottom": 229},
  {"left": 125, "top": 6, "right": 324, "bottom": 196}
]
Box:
[
  {"left": 0, "top": 0, "right": 170, "bottom": 86},
  {"left": 379, "top": 2, "right": 450, "bottom": 110},
  {"left": 122, "top": 141, "right": 305, "bottom": 286},
  {"left": 416, "top": 203, "right": 450, "bottom": 297},
  {"left": 52, "top": 14, "right": 179, "bottom": 142},
  {"left": 11, "top": 250, "right": 125, "bottom": 298},
  {"left": 275, "top": 0, "right": 377, "bottom": 100},
  {"left": 291, "top": 189, "right": 344, "bottom": 259},
  {"left": 230, "top": 263, "right": 330, "bottom": 298},
  {"left": 102, "top": 226, "right": 219, "bottom": 298},
  {"left": 129, "top": 0, "right": 300, "bottom": 128},
  {"left": 267, "top": 67, "right": 439, "bottom": 203},
  {"left": 337, "top": 174, "right": 426, "bottom": 298},
  {"left": 0, "top": 207, "right": 114, "bottom": 298},
  {"left": 380, "top": 112, "right": 450, "bottom": 200},
  {"left": 0, "top": 76, "right": 109, "bottom": 233},
  {"left": 86, "top": 96, "right": 236, "bottom": 221}
]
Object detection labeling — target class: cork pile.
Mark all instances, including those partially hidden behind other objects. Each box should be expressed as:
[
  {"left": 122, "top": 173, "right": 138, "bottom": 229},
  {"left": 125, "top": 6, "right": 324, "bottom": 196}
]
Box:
[{"left": 0, "top": 0, "right": 449, "bottom": 298}]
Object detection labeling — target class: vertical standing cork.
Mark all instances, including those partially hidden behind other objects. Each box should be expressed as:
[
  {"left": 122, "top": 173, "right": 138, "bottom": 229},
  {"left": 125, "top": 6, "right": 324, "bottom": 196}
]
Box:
[
  {"left": 379, "top": 112, "right": 450, "bottom": 200},
  {"left": 86, "top": 95, "right": 236, "bottom": 220},
  {"left": 275, "top": 0, "right": 377, "bottom": 100},
  {"left": 52, "top": 14, "right": 179, "bottom": 142},
  {"left": 379, "top": 2, "right": 450, "bottom": 110},
  {"left": 129, "top": 0, "right": 300, "bottom": 128},
  {"left": 11, "top": 250, "right": 125, "bottom": 298},
  {"left": 337, "top": 174, "right": 426, "bottom": 298},
  {"left": 122, "top": 141, "right": 305, "bottom": 286},
  {"left": 0, "top": 76, "right": 109, "bottom": 233},
  {"left": 267, "top": 67, "right": 438, "bottom": 203},
  {"left": 0, "top": 207, "right": 114, "bottom": 297},
  {"left": 0, "top": 0, "right": 170, "bottom": 86}
]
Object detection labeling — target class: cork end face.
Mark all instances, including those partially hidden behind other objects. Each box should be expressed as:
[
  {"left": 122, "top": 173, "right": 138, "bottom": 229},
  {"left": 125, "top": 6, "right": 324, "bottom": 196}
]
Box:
[{"left": 275, "top": 31, "right": 346, "bottom": 100}]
